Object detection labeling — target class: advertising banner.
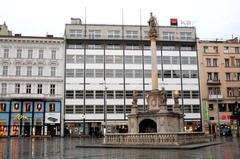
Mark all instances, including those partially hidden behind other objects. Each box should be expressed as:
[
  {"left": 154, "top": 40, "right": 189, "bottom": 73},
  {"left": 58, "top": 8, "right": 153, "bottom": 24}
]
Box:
[{"left": 45, "top": 113, "right": 60, "bottom": 124}]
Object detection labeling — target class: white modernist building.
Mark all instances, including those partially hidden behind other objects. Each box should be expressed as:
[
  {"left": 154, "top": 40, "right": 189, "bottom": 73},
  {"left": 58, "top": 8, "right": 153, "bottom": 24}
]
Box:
[
  {"left": 64, "top": 18, "right": 201, "bottom": 136},
  {"left": 0, "top": 34, "right": 65, "bottom": 137}
]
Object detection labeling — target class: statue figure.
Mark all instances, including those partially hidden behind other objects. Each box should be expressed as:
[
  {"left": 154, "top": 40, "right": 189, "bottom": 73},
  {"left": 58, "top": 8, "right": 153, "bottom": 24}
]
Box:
[
  {"left": 160, "top": 87, "right": 167, "bottom": 105},
  {"left": 132, "top": 90, "right": 138, "bottom": 105},
  {"left": 174, "top": 91, "right": 179, "bottom": 105},
  {"left": 148, "top": 12, "right": 158, "bottom": 37}
]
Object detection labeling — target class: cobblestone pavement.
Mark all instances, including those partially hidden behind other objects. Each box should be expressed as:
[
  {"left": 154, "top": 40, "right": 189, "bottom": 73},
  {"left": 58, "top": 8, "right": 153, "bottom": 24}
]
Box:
[{"left": 0, "top": 137, "right": 239, "bottom": 159}]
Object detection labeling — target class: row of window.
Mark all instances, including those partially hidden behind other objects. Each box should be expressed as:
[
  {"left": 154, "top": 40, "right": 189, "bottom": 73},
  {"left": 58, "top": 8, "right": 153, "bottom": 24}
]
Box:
[
  {"left": 67, "top": 44, "right": 195, "bottom": 51},
  {"left": 69, "top": 29, "right": 193, "bottom": 40},
  {"left": 208, "top": 87, "right": 240, "bottom": 97},
  {"left": 1, "top": 83, "right": 56, "bottom": 95},
  {"left": 208, "top": 72, "right": 240, "bottom": 81},
  {"left": 0, "top": 103, "right": 56, "bottom": 113},
  {"left": 1, "top": 66, "right": 57, "bottom": 77},
  {"left": 208, "top": 103, "right": 240, "bottom": 112},
  {"left": 206, "top": 58, "right": 240, "bottom": 67},
  {"left": 66, "top": 55, "right": 197, "bottom": 65},
  {"left": 1, "top": 48, "right": 57, "bottom": 59},
  {"left": 65, "top": 90, "right": 199, "bottom": 99},
  {"left": 66, "top": 69, "right": 198, "bottom": 79},
  {"left": 203, "top": 46, "right": 240, "bottom": 54}
]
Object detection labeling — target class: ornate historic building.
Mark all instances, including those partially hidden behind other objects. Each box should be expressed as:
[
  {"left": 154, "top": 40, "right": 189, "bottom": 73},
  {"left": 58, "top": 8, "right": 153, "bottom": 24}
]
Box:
[
  {"left": 0, "top": 31, "right": 64, "bottom": 137},
  {"left": 64, "top": 18, "right": 201, "bottom": 136},
  {"left": 198, "top": 39, "right": 240, "bottom": 133}
]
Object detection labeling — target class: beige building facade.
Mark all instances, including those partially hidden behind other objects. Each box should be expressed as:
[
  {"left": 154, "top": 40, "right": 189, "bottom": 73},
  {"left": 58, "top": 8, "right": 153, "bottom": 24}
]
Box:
[{"left": 198, "top": 39, "right": 240, "bottom": 133}]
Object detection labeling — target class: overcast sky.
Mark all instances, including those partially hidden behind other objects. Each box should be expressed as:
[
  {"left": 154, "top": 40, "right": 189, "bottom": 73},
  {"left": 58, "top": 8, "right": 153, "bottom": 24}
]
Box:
[{"left": 1, "top": 0, "right": 240, "bottom": 39}]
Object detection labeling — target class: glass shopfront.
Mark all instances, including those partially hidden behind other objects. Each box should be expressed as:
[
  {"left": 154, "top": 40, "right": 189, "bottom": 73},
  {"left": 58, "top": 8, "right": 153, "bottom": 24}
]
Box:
[{"left": 0, "top": 102, "right": 9, "bottom": 137}]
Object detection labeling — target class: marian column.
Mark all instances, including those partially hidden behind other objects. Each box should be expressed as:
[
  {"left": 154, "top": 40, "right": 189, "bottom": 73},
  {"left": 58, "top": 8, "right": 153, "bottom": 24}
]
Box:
[{"left": 148, "top": 13, "right": 158, "bottom": 90}]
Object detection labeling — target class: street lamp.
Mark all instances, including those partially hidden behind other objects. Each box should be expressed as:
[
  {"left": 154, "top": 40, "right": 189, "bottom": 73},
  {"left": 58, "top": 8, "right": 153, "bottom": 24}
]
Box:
[
  {"left": 216, "top": 94, "right": 220, "bottom": 136},
  {"left": 103, "top": 80, "right": 107, "bottom": 136},
  {"left": 82, "top": 114, "right": 85, "bottom": 135}
]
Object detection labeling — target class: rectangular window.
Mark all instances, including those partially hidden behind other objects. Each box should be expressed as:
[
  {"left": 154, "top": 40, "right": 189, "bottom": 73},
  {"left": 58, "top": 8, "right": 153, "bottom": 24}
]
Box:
[
  {"left": 115, "top": 91, "right": 124, "bottom": 99},
  {"left": 224, "top": 46, "right": 229, "bottom": 53},
  {"left": 125, "top": 70, "right": 133, "bottom": 78},
  {"left": 51, "top": 50, "right": 56, "bottom": 59},
  {"left": 69, "top": 29, "right": 82, "bottom": 37},
  {"left": 190, "top": 57, "right": 197, "bottom": 65},
  {"left": 76, "top": 69, "right": 84, "bottom": 77},
  {"left": 37, "top": 84, "right": 42, "bottom": 94},
  {"left": 191, "top": 91, "right": 199, "bottom": 98},
  {"left": 95, "top": 91, "right": 104, "bottom": 99},
  {"left": 213, "top": 46, "right": 218, "bottom": 53},
  {"left": 157, "top": 56, "right": 162, "bottom": 64},
  {"left": 86, "top": 69, "right": 94, "bottom": 78},
  {"left": 236, "top": 59, "right": 240, "bottom": 67},
  {"left": 3, "top": 48, "right": 9, "bottom": 58},
  {"left": 134, "top": 56, "right": 142, "bottom": 64},
  {"left": 51, "top": 67, "right": 56, "bottom": 77},
  {"left": 135, "top": 70, "right": 143, "bottom": 78},
  {"left": 76, "top": 55, "right": 84, "bottom": 63},
  {"left": 126, "top": 31, "right": 138, "bottom": 38},
  {"left": 16, "top": 66, "right": 21, "bottom": 76},
  {"left": 66, "top": 90, "right": 74, "bottom": 99},
  {"left": 203, "top": 46, "right": 208, "bottom": 53},
  {"left": 107, "top": 105, "right": 114, "bottom": 113},
  {"left": 181, "top": 57, "right": 189, "bottom": 64},
  {"left": 38, "top": 67, "right": 43, "bottom": 77},
  {"left": 108, "top": 30, "right": 120, "bottom": 38},
  {"left": 75, "top": 90, "right": 83, "bottom": 99},
  {"left": 237, "top": 73, "right": 240, "bottom": 81},
  {"left": 163, "top": 70, "right": 172, "bottom": 78},
  {"left": 95, "top": 105, "right": 104, "bottom": 114},
  {"left": 88, "top": 30, "right": 101, "bottom": 39},
  {"left": 172, "top": 70, "right": 180, "bottom": 78},
  {"left": 226, "top": 73, "right": 231, "bottom": 81},
  {"left": 163, "top": 32, "right": 174, "bottom": 40},
  {"left": 183, "top": 91, "right": 191, "bottom": 99},
  {"left": 235, "top": 47, "right": 240, "bottom": 53},
  {"left": 115, "top": 70, "right": 123, "bottom": 78},
  {"left": 172, "top": 56, "right": 179, "bottom": 64},
  {"left": 86, "top": 105, "right": 94, "bottom": 114},
  {"left": 125, "top": 56, "right": 133, "bottom": 64},
  {"left": 66, "top": 69, "right": 74, "bottom": 77},
  {"left": 116, "top": 105, "right": 124, "bottom": 113},
  {"left": 17, "top": 49, "right": 22, "bottom": 58},
  {"left": 95, "top": 69, "right": 103, "bottom": 78},
  {"left": 106, "top": 69, "right": 114, "bottom": 78},
  {"left": 75, "top": 105, "right": 83, "bottom": 114},
  {"left": 206, "top": 58, "right": 211, "bottom": 66},
  {"left": 225, "top": 59, "right": 230, "bottom": 67},
  {"left": 86, "top": 55, "right": 94, "bottom": 63},
  {"left": 86, "top": 91, "right": 94, "bottom": 99},
  {"left": 167, "top": 91, "right": 172, "bottom": 98},
  {"left": 144, "top": 56, "right": 151, "bottom": 64},
  {"left": 28, "top": 50, "right": 33, "bottom": 59},
  {"left": 190, "top": 70, "right": 198, "bottom": 78},
  {"left": 65, "top": 105, "right": 74, "bottom": 114},
  {"left": 163, "top": 56, "right": 171, "bottom": 64},
  {"left": 184, "top": 105, "right": 191, "bottom": 113},
  {"left": 219, "top": 104, "right": 227, "bottom": 112},
  {"left": 180, "top": 32, "right": 192, "bottom": 40},
  {"left": 39, "top": 50, "right": 44, "bottom": 59},
  {"left": 27, "top": 66, "right": 32, "bottom": 76},
  {"left": 2, "top": 66, "right": 8, "bottom": 76},
  {"left": 227, "top": 88, "right": 234, "bottom": 97},
  {"left": 95, "top": 55, "right": 103, "bottom": 63},
  {"left": 15, "top": 83, "right": 20, "bottom": 94},
  {"left": 212, "top": 58, "right": 218, "bottom": 67},
  {"left": 26, "top": 84, "right": 31, "bottom": 94},
  {"left": 50, "top": 84, "right": 55, "bottom": 95},
  {"left": 107, "top": 90, "right": 114, "bottom": 99},
  {"left": 66, "top": 55, "right": 75, "bottom": 63},
  {"left": 192, "top": 105, "right": 200, "bottom": 113},
  {"left": 126, "top": 91, "right": 133, "bottom": 99},
  {"left": 106, "top": 55, "right": 114, "bottom": 64},
  {"left": 144, "top": 70, "right": 151, "bottom": 78},
  {"left": 182, "top": 70, "right": 190, "bottom": 78},
  {"left": 1, "top": 83, "right": 7, "bottom": 94}
]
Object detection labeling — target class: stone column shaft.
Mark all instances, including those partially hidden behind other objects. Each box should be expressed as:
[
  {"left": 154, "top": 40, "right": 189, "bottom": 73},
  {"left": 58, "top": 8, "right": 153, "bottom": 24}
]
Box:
[{"left": 151, "top": 39, "right": 158, "bottom": 90}]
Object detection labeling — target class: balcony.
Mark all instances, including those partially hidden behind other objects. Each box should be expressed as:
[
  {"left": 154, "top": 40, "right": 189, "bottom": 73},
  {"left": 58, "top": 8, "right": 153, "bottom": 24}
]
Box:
[
  {"left": 208, "top": 95, "right": 223, "bottom": 100},
  {"left": 207, "top": 80, "right": 221, "bottom": 85}
]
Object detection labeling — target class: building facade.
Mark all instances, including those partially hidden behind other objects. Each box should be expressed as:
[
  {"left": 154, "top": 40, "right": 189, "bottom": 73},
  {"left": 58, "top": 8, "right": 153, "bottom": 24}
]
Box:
[
  {"left": 0, "top": 34, "right": 64, "bottom": 137},
  {"left": 198, "top": 39, "right": 240, "bottom": 133},
  {"left": 64, "top": 18, "right": 201, "bottom": 136}
]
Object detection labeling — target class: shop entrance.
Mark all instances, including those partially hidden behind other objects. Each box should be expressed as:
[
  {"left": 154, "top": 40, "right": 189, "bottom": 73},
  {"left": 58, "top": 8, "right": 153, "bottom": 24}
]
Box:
[
  {"left": 24, "top": 123, "right": 31, "bottom": 136},
  {"left": 47, "top": 124, "right": 60, "bottom": 136},
  {"left": 35, "top": 126, "right": 42, "bottom": 135}
]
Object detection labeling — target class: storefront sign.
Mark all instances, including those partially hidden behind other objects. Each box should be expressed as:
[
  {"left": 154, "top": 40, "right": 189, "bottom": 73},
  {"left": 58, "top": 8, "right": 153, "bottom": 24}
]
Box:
[
  {"left": 45, "top": 113, "right": 60, "bottom": 124},
  {"left": 15, "top": 114, "right": 29, "bottom": 120}
]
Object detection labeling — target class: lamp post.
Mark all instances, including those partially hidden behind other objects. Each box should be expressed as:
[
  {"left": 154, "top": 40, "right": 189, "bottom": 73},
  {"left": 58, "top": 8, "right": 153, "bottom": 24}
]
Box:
[
  {"left": 216, "top": 93, "right": 220, "bottom": 136},
  {"left": 82, "top": 114, "right": 85, "bottom": 135},
  {"left": 103, "top": 80, "right": 107, "bottom": 136}
]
